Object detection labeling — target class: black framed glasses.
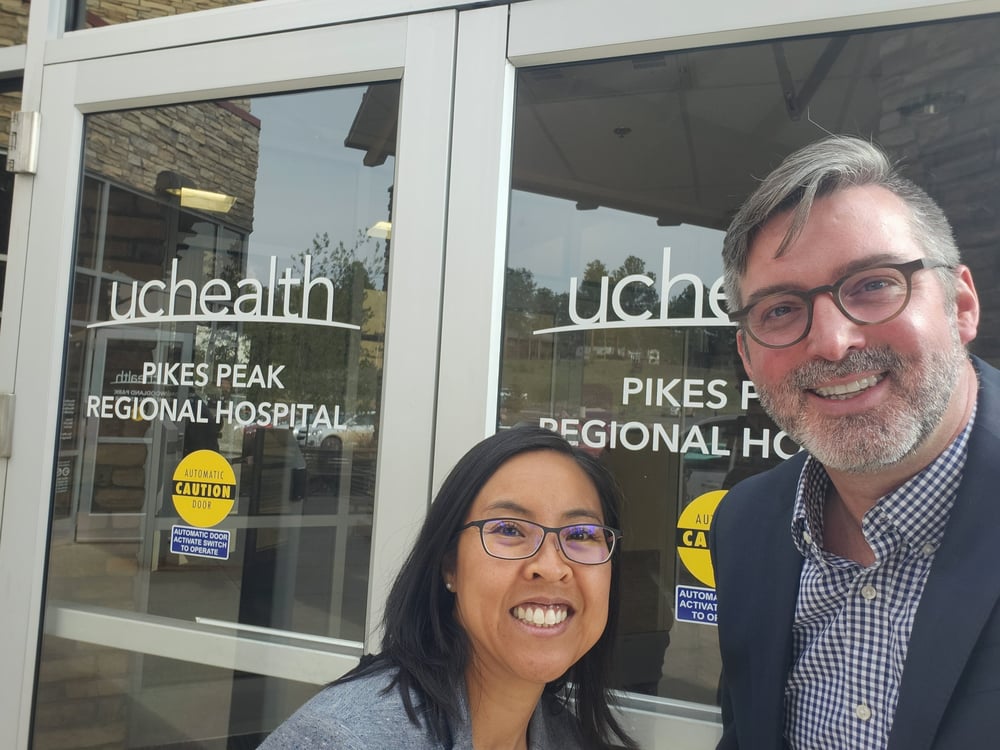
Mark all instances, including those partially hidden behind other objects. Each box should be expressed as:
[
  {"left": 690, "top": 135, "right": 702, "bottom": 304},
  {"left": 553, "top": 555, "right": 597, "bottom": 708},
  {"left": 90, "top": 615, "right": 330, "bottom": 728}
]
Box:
[
  {"left": 728, "top": 258, "right": 952, "bottom": 349},
  {"left": 459, "top": 518, "right": 622, "bottom": 565}
]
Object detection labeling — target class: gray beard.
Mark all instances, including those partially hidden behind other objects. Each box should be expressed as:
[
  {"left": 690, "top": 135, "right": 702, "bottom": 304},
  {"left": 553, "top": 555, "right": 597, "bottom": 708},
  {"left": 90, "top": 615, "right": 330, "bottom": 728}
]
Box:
[{"left": 756, "top": 340, "right": 964, "bottom": 474}]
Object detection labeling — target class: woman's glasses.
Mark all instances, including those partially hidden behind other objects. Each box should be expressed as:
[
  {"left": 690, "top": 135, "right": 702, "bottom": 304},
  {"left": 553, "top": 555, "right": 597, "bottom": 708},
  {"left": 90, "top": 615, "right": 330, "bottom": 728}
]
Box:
[{"left": 459, "top": 518, "right": 621, "bottom": 565}]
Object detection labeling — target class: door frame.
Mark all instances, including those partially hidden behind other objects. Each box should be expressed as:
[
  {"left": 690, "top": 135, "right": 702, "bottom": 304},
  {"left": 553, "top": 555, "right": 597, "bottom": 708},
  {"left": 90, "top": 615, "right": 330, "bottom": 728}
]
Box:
[
  {"left": 435, "top": 0, "right": 999, "bottom": 747},
  {"left": 0, "top": 7, "right": 457, "bottom": 745}
]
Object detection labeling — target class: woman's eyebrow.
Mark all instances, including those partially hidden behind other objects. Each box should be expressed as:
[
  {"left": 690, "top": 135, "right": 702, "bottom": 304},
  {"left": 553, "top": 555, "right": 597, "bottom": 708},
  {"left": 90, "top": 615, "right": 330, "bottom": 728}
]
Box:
[
  {"left": 481, "top": 499, "right": 531, "bottom": 516},
  {"left": 562, "top": 508, "right": 604, "bottom": 523},
  {"left": 481, "top": 499, "right": 603, "bottom": 523}
]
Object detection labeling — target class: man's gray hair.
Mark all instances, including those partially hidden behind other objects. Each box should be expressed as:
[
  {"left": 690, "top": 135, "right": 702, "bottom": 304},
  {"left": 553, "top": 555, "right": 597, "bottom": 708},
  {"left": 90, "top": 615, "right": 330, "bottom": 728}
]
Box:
[{"left": 721, "top": 135, "right": 960, "bottom": 309}]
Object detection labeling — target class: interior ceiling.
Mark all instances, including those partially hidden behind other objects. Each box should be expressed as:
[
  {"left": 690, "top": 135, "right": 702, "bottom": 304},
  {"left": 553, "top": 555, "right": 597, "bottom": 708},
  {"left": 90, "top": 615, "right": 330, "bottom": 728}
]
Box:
[
  {"left": 346, "top": 33, "right": 889, "bottom": 231},
  {"left": 510, "top": 35, "right": 882, "bottom": 231}
]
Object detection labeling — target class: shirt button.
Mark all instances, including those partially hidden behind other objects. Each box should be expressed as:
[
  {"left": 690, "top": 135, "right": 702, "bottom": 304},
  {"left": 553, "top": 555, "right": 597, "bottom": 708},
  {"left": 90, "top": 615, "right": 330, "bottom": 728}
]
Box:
[
  {"left": 802, "top": 531, "right": 813, "bottom": 546},
  {"left": 861, "top": 584, "right": 877, "bottom": 600},
  {"left": 855, "top": 703, "right": 872, "bottom": 721},
  {"left": 921, "top": 542, "right": 937, "bottom": 556}
]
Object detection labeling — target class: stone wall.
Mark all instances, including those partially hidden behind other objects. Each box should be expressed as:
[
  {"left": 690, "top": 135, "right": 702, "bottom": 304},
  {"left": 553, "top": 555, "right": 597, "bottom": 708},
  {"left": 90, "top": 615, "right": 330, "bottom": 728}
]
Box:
[
  {"left": 34, "top": 540, "right": 139, "bottom": 750},
  {"left": 86, "top": 0, "right": 256, "bottom": 27},
  {"left": 85, "top": 100, "right": 260, "bottom": 232},
  {"left": 0, "top": 0, "right": 28, "bottom": 46}
]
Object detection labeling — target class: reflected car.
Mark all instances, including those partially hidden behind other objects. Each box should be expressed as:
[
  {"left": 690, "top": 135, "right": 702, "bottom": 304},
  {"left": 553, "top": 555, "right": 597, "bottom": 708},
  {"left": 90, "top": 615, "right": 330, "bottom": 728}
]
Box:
[
  {"left": 500, "top": 387, "right": 528, "bottom": 407},
  {"left": 291, "top": 416, "right": 313, "bottom": 445},
  {"left": 305, "top": 410, "right": 377, "bottom": 450}
]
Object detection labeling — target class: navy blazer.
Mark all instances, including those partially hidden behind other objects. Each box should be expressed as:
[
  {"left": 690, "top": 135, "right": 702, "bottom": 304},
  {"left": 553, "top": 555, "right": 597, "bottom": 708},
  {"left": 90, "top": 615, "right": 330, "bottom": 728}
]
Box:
[{"left": 710, "top": 355, "right": 1000, "bottom": 750}]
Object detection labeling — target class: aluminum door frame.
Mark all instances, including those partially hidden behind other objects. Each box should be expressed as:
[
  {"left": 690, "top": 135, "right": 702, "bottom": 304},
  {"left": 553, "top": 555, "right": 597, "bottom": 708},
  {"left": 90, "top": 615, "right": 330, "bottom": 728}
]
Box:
[{"left": 0, "top": 7, "right": 457, "bottom": 746}]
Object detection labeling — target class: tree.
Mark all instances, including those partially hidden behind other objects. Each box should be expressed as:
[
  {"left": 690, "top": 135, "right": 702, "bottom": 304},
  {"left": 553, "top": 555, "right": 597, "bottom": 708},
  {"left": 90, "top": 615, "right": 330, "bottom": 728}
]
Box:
[{"left": 610, "top": 255, "right": 660, "bottom": 320}]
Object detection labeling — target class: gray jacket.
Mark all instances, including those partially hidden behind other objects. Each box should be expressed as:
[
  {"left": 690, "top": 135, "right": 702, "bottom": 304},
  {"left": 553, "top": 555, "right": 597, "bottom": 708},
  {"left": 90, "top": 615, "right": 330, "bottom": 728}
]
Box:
[{"left": 257, "top": 668, "right": 588, "bottom": 749}]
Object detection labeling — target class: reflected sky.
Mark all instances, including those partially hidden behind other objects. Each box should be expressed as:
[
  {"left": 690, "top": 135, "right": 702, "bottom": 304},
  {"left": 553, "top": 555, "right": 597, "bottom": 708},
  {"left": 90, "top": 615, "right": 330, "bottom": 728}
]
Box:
[
  {"left": 508, "top": 189, "right": 725, "bottom": 297},
  {"left": 247, "top": 88, "right": 394, "bottom": 282}
]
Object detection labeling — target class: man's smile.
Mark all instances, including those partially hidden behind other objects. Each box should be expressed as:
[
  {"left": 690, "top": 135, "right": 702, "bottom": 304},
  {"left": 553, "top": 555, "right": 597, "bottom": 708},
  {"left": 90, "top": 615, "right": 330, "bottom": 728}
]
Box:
[{"left": 810, "top": 373, "right": 886, "bottom": 400}]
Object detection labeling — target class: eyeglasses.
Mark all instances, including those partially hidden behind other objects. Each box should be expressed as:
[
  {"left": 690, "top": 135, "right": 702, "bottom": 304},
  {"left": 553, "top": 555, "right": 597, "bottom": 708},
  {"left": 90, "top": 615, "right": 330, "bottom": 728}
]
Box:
[
  {"left": 728, "top": 258, "right": 952, "bottom": 349},
  {"left": 459, "top": 518, "right": 622, "bottom": 565}
]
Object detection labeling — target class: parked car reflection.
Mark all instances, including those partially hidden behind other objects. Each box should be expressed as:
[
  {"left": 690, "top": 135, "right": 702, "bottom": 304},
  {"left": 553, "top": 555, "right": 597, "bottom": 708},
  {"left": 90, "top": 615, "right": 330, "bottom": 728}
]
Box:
[{"left": 298, "top": 410, "right": 377, "bottom": 451}]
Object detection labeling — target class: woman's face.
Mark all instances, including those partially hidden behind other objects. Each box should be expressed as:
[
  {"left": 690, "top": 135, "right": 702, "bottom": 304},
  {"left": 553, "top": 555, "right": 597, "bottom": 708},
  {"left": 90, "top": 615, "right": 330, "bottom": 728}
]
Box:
[{"left": 446, "top": 450, "right": 612, "bottom": 694}]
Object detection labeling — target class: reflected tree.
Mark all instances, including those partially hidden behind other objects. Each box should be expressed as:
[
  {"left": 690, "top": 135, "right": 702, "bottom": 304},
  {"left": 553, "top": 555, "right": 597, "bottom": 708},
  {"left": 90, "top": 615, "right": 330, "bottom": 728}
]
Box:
[{"left": 243, "top": 231, "right": 386, "bottom": 411}]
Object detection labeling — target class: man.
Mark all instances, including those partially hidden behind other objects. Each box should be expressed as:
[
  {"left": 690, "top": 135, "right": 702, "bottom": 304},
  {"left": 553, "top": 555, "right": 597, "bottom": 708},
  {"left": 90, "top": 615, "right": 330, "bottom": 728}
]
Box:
[{"left": 710, "top": 135, "right": 1000, "bottom": 750}]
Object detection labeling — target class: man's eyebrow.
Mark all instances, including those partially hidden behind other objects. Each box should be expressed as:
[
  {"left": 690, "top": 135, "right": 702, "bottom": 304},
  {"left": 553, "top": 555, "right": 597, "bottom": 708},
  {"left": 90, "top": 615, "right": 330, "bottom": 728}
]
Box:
[{"left": 741, "top": 252, "right": 909, "bottom": 306}]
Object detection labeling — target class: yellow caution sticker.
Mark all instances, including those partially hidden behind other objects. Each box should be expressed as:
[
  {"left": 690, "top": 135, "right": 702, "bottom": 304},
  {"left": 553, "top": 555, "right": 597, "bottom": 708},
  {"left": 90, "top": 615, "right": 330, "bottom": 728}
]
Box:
[
  {"left": 676, "top": 489, "right": 726, "bottom": 588},
  {"left": 171, "top": 450, "right": 236, "bottom": 528}
]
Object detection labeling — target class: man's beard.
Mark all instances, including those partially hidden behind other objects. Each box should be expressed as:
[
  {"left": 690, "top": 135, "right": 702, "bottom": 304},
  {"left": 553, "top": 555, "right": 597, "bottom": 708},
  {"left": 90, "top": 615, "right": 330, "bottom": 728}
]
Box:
[{"left": 755, "top": 334, "right": 965, "bottom": 474}]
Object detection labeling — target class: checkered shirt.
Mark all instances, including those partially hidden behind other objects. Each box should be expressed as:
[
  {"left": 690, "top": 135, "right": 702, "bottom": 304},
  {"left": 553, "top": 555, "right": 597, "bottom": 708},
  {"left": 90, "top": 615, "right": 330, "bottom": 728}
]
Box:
[{"left": 785, "top": 406, "right": 975, "bottom": 749}]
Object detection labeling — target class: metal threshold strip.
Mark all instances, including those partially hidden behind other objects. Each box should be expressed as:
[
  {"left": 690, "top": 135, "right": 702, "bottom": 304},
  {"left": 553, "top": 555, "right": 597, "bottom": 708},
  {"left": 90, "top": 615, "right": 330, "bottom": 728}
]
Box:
[{"left": 44, "top": 602, "right": 363, "bottom": 685}]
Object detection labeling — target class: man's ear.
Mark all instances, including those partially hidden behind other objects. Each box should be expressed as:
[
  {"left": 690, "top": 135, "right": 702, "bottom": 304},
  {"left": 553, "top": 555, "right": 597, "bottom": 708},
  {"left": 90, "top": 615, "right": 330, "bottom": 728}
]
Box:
[{"left": 952, "top": 265, "right": 980, "bottom": 346}]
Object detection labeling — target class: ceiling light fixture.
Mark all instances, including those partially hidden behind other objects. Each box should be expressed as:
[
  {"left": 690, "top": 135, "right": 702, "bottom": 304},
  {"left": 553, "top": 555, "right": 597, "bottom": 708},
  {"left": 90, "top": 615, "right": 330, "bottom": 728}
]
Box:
[
  {"left": 155, "top": 170, "right": 236, "bottom": 213},
  {"left": 897, "top": 91, "right": 966, "bottom": 119},
  {"left": 164, "top": 186, "right": 237, "bottom": 213},
  {"left": 366, "top": 220, "right": 392, "bottom": 240}
]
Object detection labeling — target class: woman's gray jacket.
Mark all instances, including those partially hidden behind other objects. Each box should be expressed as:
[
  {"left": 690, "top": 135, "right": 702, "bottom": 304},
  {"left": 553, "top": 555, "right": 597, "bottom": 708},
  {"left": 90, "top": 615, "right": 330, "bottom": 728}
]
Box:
[{"left": 257, "top": 668, "right": 587, "bottom": 749}]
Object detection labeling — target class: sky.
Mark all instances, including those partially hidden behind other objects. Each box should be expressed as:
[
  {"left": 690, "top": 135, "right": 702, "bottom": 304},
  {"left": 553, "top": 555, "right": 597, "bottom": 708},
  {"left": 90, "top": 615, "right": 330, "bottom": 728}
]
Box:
[
  {"left": 235, "top": 84, "right": 724, "bottom": 301},
  {"left": 244, "top": 88, "right": 394, "bottom": 281}
]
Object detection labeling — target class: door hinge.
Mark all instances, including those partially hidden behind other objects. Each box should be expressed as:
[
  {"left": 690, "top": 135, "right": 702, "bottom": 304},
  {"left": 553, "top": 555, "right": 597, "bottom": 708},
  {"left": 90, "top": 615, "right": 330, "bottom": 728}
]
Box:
[
  {"left": 8, "top": 111, "right": 40, "bottom": 174},
  {"left": 0, "top": 392, "right": 12, "bottom": 458}
]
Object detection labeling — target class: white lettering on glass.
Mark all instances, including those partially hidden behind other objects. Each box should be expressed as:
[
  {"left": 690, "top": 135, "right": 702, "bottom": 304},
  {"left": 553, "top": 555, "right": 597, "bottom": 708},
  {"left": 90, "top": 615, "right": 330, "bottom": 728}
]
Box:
[
  {"left": 533, "top": 247, "right": 733, "bottom": 335},
  {"left": 89, "top": 255, "right": 357, "bottom": 330}
]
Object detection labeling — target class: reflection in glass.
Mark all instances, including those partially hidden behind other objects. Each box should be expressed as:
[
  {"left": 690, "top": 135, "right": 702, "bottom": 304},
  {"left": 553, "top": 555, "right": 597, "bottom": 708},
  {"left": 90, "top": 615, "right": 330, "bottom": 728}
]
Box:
[
  {"left": 35, "top": 636, "right": 317, "bottom": 748},
  {"left": 0, "top": 0, "right": 27, "bottom": 47},
  {"left": 504, "top": 13, "right": 1000, "bottom": 707},
  {"left": 36, "top": 83, "right": 400, "bottom": 747},
  {"left": 67, "top": 0, "right": 260, "bottom": 30}
]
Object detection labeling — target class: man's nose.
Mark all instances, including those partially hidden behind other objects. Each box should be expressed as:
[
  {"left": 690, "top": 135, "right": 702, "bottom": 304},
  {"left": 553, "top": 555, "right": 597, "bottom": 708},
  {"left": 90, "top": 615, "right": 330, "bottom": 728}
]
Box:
[{"left": 803, "top": 293, "right": 866, "bottom": 360}]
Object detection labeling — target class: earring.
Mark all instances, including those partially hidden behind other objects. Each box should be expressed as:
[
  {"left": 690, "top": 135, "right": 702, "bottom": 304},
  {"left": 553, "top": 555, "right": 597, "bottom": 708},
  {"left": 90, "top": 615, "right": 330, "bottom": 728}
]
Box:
[{"left": 445, "top": 582, "right": 454, "bottom": 592}]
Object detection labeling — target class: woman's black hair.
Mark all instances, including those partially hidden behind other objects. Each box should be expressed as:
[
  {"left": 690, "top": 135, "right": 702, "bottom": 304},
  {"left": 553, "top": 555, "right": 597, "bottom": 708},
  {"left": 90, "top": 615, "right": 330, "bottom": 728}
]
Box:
[{"left": 342, "top": 424, "right": 637, "bottom": 749}]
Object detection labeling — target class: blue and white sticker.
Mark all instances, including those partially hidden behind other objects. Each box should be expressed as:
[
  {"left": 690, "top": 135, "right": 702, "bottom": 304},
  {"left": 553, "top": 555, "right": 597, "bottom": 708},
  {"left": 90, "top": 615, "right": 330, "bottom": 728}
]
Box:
[
  {"left": 675, "top": 584, "right": 718, "bottom": 626},
  {"left": 170, "top": 524, "right": 231, "bottom": 560}
]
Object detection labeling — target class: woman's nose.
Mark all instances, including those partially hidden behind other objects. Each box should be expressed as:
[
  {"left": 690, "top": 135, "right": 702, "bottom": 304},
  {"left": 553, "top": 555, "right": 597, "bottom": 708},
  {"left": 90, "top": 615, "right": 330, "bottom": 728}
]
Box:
[{"left": 526, "top": 531, "right": 572, "bottom": 580}]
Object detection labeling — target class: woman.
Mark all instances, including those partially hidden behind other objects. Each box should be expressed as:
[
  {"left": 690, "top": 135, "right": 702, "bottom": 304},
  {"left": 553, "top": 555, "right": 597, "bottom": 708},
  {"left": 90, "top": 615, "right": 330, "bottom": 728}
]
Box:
[{"left": 259, "top": 425, "right": 637, "bottom": 749}]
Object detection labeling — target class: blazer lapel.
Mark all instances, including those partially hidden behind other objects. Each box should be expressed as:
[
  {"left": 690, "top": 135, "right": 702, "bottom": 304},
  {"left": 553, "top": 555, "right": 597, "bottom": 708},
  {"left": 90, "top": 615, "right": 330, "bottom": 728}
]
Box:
[
  {"left": 747, "top": 511, "right": 802, "bottom": 749},
  {"left": 723, "top": 456, "right": 804, "bottom": 749},
  {"left": 889, "top": 359, "right": 1000, "bottom": 750}
]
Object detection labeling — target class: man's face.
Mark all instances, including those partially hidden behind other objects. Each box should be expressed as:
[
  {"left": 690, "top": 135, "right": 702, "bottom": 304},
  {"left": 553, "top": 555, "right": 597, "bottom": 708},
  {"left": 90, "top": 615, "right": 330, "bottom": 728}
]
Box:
[{"left": 736, "top": 184, "right": 979, "bottom": 474}]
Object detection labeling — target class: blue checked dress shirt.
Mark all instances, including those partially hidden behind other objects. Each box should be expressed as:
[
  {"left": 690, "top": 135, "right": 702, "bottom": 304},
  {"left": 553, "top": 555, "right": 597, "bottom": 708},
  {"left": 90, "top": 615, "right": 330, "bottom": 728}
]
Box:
[{"left": 785, "top": 407, "right": 975, "bottom": 749}]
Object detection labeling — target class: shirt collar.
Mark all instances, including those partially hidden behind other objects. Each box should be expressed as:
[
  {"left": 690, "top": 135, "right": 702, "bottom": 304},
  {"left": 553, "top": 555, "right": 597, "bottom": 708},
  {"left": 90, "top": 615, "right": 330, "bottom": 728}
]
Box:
[{"left": 791, "top": 402, "right": 977, "bottom": 559}]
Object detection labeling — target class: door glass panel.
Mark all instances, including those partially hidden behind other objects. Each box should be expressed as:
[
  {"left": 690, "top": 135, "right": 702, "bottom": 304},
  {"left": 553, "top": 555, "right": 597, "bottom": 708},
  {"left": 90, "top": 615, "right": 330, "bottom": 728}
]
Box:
[
  {"left": 36, "top": 82, "right": 399, "bottom": 747},
  {"left": 504, "top": 12, "right": 1000, "bottom": 708},
  {"left": 36, "top": 635, "right": 318, "bottom": 748},
  {"left": 68, "top": 0, "right": 262, "bottom": 30}
]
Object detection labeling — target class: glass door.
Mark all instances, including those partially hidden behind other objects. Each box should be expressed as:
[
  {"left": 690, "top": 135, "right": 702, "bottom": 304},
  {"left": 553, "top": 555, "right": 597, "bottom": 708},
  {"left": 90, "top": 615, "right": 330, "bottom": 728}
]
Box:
[
  {"left": 10, "top": 8, "right": 455, "bottom": 747},
  {"left": 484, "top": 1, "right": 999, "bottom": 748}
]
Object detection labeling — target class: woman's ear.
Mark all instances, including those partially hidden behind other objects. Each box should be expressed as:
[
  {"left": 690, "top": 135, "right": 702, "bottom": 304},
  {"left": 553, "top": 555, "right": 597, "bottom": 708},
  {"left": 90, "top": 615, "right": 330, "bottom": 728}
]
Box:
[{"left": 441, "top": 551, "right": 456, "bottom": 592}]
